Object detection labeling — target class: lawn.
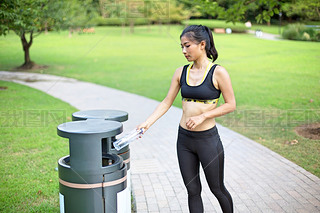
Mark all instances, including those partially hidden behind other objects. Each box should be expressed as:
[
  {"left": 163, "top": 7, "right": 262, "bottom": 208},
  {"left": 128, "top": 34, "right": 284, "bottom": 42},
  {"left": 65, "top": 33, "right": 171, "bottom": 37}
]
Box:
[
  {"left": 0, "top": 24, "right": 319, "bottom": 181},
  {"left": 0, "top": 81, "right": 76, "bottom": 212}
]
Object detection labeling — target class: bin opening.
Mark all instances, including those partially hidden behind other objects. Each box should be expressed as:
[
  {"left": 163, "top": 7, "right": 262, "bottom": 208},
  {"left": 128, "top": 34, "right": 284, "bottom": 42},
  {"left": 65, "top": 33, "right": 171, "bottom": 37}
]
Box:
[
  {"left": 102, "top": 154, "right": 117, "bottom": 167},
  {"left": 101, "top": 137, "right": 117, "bottom": 153},
  {"left": 63, "top": 156, "right": 70, "bottom": 166}
]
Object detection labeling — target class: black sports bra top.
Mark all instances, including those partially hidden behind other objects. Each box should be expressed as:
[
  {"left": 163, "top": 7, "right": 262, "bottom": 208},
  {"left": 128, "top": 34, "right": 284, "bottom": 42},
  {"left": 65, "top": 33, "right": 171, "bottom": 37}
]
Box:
[{"left": 180, "top": 63, "right": 221, "bottom": 104}]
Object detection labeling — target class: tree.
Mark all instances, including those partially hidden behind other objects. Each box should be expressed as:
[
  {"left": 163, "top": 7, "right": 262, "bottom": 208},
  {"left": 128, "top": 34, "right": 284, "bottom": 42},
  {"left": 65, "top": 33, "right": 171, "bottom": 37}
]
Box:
[
  {"left": 0, "top": 0, "right": 62, "bottom": 69},
  {"left": 61, "top": 0, "right": 99, "bottom": 36},
  {"left": 150, "top": 0, "right": 199, "bottom": 24},
  {"left": 0, "top": 0, "right": 98, "bottom": 69},
  {"left": 282, "top": 0, "right": 320, "bottom": 21},
  {"left": 179, "top": 0, "right": 282, "bottom": 24}
]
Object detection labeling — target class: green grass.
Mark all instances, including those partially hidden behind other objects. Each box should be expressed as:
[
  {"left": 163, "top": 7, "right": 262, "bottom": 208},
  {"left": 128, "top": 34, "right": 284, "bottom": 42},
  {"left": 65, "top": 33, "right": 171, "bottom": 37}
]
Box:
[
  {"left": 251, "top": 24, "right": 281, "bottom": 34},
  {"left": 0, "top": 25, "right": 187, "bottom": 106},
  {"left": 0, "top": 81, "right": 76, "bottom": 212},
  {"left": 0, "top": 24, "right": 319, "bottom": 179}
]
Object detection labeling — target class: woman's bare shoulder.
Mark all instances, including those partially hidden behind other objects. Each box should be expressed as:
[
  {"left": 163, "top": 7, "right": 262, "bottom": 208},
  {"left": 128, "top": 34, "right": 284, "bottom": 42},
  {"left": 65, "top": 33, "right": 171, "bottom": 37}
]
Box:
[
  {"left": 175, "top": 65, "right": 185, "bottom": 72},
  {"left": 215, "top": 65, "right": 228, "bottom": 74},
  {"left": 173, "top": 65, "right": 185, "bottom": 79},
  {"left": 214, "top": 65, "right": 230, "bottom": 79}
]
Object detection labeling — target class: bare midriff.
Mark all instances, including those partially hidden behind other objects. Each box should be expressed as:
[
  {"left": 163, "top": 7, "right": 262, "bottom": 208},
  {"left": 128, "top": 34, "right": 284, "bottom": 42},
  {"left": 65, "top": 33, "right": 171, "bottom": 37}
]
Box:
[{"left": 179, "top": 101, "right": 218, "bottom": 131}]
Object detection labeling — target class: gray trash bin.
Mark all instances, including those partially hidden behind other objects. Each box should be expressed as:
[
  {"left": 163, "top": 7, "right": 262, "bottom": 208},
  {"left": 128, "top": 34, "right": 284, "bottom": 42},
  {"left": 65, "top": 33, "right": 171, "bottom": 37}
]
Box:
[
  {"left": 71, "top": 110, "right": 129, "bottom": 160},
  {"left": 71, "top": 109, "right": 129, "bottom": 153},
  {"left": 71, "top": 109, "right": 132, "bottom": 211},
  {"left": 72, "top": 109, "right": 128, "bottom": 122},
  {"left": 57, "top": 119, "right": 128, "bottom": 213}
]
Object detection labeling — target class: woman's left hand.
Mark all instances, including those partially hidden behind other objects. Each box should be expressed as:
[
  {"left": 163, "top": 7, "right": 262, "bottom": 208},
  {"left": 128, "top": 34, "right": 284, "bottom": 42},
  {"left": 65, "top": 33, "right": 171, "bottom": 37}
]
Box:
[{"left": 186, "top": 114, "right": 205, "bottom": 130}]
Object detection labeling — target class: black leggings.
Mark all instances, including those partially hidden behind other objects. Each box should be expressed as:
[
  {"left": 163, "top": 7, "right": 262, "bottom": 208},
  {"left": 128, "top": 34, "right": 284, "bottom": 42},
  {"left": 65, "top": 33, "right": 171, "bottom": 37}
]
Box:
[{"left": 177, "top": 126, "right": 233, "bottom": 213}]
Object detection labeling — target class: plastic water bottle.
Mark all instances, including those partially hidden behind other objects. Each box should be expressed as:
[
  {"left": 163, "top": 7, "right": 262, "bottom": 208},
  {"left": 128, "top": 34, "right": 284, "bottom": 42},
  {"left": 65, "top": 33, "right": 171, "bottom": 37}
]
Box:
[{"left": 113, "top": 128, "right": 144, "bottom": 151}]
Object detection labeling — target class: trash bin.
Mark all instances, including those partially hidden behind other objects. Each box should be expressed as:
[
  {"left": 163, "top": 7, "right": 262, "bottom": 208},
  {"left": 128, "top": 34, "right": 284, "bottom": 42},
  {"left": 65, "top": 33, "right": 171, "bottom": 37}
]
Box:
[
  {"left": 71, "top": 109, "right": 132, "bottom": 211},
  {"left": 71, "top": 110, "right": 129, "bottom": 162},
  {"left": 57, "top": 119, "right": 128, "bottom": 213},
  {"left": 72, "top": 109, "right": 128, "bottom": 122},
  {"left": 71, "top": 110, "right": 130, "bottom": 167}
]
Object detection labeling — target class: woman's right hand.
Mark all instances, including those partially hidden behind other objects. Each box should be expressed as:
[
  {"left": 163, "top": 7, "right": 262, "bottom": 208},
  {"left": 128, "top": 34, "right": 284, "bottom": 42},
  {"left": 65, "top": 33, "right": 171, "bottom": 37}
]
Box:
[{"left": 137, "top": 121, "right": 149, "bottom": 134}]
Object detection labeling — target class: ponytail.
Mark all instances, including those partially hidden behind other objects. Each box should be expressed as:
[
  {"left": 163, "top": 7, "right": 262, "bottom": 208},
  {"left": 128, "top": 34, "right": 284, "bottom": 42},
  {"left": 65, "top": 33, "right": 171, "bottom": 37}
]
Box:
[{"left": 203, "top": 26, "right": 218, "bottom": 62}]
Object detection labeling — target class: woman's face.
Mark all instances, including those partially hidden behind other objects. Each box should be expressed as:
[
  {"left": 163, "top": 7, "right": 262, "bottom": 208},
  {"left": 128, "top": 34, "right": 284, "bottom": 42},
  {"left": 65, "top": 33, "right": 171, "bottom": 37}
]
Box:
[{"left": 180, "top": 35, "right": 205, "bottom": 62}]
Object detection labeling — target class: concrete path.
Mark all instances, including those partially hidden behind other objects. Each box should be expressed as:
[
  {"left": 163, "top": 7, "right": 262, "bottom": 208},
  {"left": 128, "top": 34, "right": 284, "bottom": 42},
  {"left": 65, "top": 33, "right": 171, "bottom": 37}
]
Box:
[
  {"left": 247, "top": 30, "right": 281, "bottom": 41},
  {"left": 1, "top": 71, "right": 320, "bottom": 213}
]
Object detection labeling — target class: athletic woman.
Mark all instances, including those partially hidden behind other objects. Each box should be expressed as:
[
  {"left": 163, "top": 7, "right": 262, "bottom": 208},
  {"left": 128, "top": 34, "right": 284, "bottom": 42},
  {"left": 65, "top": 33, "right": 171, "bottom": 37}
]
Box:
[{"left": 138, "top": 25, "right": 235, "bottom": 213}]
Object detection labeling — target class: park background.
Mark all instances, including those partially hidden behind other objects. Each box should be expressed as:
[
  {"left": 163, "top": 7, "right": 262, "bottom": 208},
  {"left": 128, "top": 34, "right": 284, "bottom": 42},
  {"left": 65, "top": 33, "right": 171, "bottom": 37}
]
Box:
[{"left": 0, "top": 0, "right": 319, "bottom": 212}]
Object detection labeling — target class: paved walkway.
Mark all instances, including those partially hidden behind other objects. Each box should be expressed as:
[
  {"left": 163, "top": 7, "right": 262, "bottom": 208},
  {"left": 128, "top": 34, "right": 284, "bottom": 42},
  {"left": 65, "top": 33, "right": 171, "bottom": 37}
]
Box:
[
  {"left": 1, "top": 71, "right": 320, "bottom": 213},
  {"left": 247, "top": 30, "right": 281, "bottom": 41}
]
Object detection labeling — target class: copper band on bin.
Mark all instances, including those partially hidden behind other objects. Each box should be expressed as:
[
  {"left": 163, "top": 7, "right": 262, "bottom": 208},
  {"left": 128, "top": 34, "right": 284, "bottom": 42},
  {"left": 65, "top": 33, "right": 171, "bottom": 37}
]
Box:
[
  {"left": 119, "top": 150, "right": 129, "bottom": 155},
  {"left": 123, "top": 157, "right": 130, "bottom": 164},
  {"left": 118, "top": 151, "right": 130, "bottom": 164},
  {"left": 103, "top": 175, "right": 127, "bottom": 187},
  {"left": 59, "top": 178, "right": 102, "bottom": 189},
  {"left": 59, "top": 175, "right": 127, "bottom": 189}
]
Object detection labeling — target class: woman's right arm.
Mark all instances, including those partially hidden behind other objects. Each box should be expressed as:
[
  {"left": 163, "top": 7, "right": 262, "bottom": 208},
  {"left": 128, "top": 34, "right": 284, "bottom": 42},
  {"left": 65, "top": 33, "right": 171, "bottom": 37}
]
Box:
[{"left": 137, "top": 67, "right": 183, "bottom": 132}]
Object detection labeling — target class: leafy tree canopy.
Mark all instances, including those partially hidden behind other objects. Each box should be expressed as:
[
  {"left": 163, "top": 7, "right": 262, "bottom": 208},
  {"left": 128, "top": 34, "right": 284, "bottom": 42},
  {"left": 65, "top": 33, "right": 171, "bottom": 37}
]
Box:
[
  {"left": 282, "top": 0, "right": 320, "bottom": 21},
  {"left": 179, "top": 0, "right": 281, "bottom": 23},
  {"left": 179, "top": 0, "right": 319, "bottom": 23},
  {"left": 0, "top": 0, "right": 98, "bottom": 69},
  {"left": 0, "top": 0, "right": 65, "bottom": 37}
]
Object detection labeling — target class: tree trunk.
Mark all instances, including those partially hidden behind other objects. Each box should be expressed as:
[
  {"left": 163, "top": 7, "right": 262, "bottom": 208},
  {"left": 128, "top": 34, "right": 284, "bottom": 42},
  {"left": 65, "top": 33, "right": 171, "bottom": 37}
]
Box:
[
  {"left": 69, "top": 27, "right": 73, "bottom": 38},
  {"left": 148, "top": 22, "right": 151, "bottom": 32},
  {"left": 130, "top": 19, "right": 134, "bottom": 34},
  {"left": 99, "top": 0, "right": 106, "bottom": 17},
  {"left": 19, "top": 32, "right": 35, "bottom": 69},
  {"left": 158, "top": 21, "right": 162, "bottom": 34},
  {"left": 44, "top": 21, "right": 48, "bottom": 34},
  {"left": 122, "top": 22, "right": 126, "bottom": 36}
]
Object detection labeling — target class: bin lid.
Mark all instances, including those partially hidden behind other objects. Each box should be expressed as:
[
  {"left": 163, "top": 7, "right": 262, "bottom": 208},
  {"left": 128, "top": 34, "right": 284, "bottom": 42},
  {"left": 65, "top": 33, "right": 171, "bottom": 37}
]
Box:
[
  {"left": 72, "top": 109, "right": 128, "bottom": 122},
  {"left": 57, "top": 119, "right": 122, "bottom": 138}
]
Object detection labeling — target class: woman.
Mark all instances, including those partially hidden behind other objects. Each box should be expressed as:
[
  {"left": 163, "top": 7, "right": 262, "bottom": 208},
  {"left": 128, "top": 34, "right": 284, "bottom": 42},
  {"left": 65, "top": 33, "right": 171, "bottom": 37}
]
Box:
[{"left": 138, "top": 25, "right": 235, "bottom": 213}]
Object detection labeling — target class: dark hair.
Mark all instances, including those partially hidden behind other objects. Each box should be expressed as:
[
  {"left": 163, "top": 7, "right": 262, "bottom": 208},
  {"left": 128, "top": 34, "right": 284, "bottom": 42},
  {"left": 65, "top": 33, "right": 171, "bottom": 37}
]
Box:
[{"left": 180, "top": 25, "right": 218, "bottom": 62}]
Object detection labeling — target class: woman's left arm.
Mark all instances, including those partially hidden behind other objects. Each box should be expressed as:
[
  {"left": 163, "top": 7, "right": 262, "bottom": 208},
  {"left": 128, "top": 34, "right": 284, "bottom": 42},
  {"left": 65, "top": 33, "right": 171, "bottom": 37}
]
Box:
[
  {"left": 186, "top": 66, "right": 236, "bottom": 129},
  {"left": 204, "top": 66, "right": 236, "bottom": 118}
]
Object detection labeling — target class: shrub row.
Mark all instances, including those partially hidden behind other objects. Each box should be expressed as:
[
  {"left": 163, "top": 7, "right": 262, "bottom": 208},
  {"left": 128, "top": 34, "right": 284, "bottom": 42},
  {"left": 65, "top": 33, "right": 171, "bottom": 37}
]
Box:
[
  {"left": 88, "top": 17, "right": 150, "bottom": 26},
  {"left": 88, "top": 17, "right": 249, "bottom": 33},
  {"left": 88, "top": 17, "right": 179, "bottom": 26},
  {"left": 87, "top": 18, "right": 320, "bottom": 42},
  {"left": 182, "top": 19, "right": 248, "bottom": 33},
  {"left": 282, "top": 24, "right": 320, "bottom": 42}
]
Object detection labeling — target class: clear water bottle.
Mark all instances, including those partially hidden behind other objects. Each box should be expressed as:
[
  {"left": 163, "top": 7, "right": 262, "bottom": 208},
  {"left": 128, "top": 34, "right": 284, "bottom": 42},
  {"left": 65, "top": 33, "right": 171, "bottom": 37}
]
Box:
[{"left": 113, "top": 128, "right": 144, "bottom": 151}]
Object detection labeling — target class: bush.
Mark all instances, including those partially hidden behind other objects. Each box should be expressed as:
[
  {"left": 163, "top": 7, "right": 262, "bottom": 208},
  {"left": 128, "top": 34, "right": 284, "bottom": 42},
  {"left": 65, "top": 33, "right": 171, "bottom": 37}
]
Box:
[
  {"left": 182, "top": 19, "right": 248, "bottom": 33},
  {"left": 282, "top": 24, "right": 300, "bottom": 40},
  {"left": 282, "top": 24, "right": 320, "bottom": 42},
  {"left": 89, "top": 17, "right": 150, "bottom": 26}
]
